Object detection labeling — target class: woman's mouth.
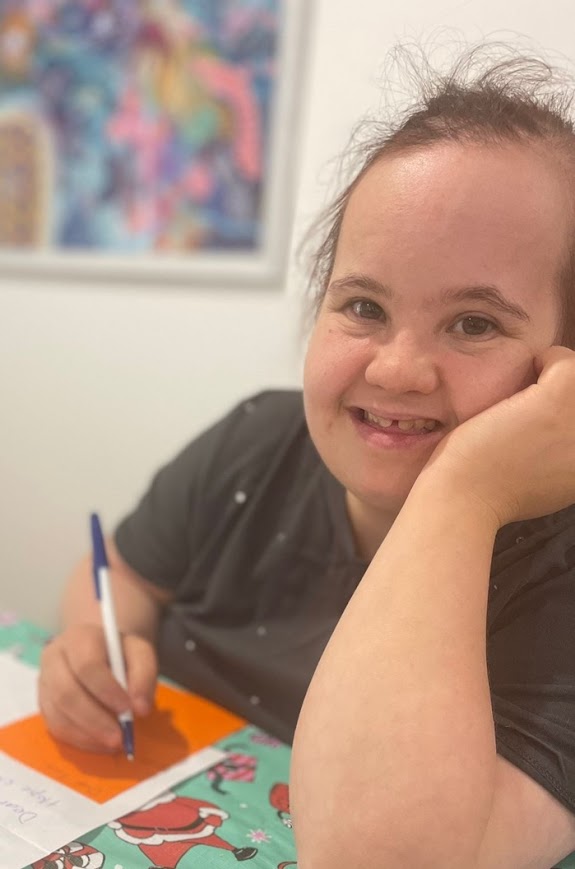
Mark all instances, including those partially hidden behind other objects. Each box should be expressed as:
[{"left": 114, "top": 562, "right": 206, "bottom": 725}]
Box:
[
  {"left": 362, "top": 410, "right": 439, "bottom": 433},
  {"left": 349, "top": 408, "right": 445, "bottom": 448},
  {"left": 361, "top": 410, "right": 439, "bottom": 434}
]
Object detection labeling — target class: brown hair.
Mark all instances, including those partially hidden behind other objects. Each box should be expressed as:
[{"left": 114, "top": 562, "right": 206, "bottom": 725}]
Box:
[{"left": 305, "top": 44, "right": 575, "bottom": 348}]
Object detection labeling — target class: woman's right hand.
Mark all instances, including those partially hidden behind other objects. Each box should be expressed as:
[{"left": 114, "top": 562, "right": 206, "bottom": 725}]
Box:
[
  {"left": 38, "top": 622, "right": 158, "bottom": 753},
  {"left": 424, "top": 345, "right": 575, "bottom": 527}
]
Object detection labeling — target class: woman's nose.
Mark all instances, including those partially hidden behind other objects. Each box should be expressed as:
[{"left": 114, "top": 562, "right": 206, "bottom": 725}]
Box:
[{"left": 364, "top": 334, "right": 440, "bottom": 395}]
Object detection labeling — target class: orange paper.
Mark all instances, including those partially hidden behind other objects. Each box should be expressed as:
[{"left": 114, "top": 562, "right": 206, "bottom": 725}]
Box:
[{"left": 0, "top": 682, "right": 245, "bottom": 802}]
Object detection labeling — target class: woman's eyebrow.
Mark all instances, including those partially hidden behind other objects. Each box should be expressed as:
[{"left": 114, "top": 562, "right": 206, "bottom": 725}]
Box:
[
  {"left": 440, "top": 285, "right": 531, "bottom": 322},
  {"left": 328, "top": 274, "right": 531, "bottom": 322},
  {"left": 328, "top": 274, "right": 392, "bottom": 298}
]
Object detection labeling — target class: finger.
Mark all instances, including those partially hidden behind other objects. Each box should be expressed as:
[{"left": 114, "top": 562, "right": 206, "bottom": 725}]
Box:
[
  {"left": 123, "top": 635, "right": 158, "bottom": 716},
  {"left": 40, "top": 693, "right": 121, "bottom": 753},
  {"left": 64, "top": 624, "right": 132, "bottom": 716},
  {"left": 39, "top": 643, "right": 122, "bottom": 751}
]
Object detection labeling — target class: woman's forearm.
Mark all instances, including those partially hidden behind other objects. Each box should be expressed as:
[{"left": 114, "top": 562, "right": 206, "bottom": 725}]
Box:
[{"left": 291, "top": 469, "right": 501, "bottom": 868}]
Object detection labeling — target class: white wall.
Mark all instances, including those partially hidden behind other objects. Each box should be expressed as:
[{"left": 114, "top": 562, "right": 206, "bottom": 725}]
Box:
[
  {"left": 1, "top": 282, "right": 304, "bottom": 628},
  {"left": 3, "top": 0, "right": 575, "bottom": 629}
]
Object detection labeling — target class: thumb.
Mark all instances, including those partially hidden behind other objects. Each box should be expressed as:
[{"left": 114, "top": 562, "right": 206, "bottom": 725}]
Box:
[{"left": 123, "top": 634, "right": 158, "bottom": 717}]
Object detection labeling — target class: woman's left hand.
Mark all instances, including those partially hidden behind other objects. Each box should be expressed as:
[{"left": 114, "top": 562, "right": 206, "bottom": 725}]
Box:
[{"left": 424, "top": 345, "right": 575, "bottom": 527}]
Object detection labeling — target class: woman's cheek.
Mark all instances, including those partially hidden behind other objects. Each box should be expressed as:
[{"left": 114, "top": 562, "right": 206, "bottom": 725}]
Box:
[
  {"left": 305, "top": 325, "right": 349, "bottom": 386},
  {"left": 451, "top": 352, "right": 536, "bottom": 424}
]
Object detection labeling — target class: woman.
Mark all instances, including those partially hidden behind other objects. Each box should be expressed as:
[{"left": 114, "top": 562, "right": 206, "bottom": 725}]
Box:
[{"left": 40, "top": 49, "right": 575, "bottom": 866}]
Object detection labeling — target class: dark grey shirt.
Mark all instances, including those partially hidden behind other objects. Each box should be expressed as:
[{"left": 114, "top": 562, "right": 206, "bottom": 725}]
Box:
[{"left": 115, "top": 390, "right": 575, "bottom": 814}]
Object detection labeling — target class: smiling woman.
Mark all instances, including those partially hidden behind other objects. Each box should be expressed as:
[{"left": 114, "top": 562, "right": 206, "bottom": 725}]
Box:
[
  {"left": 39, "top": 43, "right": 575, "bottom": 869},
  {"left": 292, "top": 46, "right": 575, "bottom": 868},
  {"left": 303, "top": 141, "right": 566, "bottom": 543}
]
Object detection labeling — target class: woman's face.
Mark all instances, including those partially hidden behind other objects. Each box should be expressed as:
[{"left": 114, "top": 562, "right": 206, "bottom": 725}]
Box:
[{"left": 304, "top": 143, "right": 568, "bottom": 518}]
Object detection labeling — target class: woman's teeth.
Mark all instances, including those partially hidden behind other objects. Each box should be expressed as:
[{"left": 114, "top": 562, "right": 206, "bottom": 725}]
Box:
[{"left": 363, "top": 411, "right": 437, "bottom": 432}]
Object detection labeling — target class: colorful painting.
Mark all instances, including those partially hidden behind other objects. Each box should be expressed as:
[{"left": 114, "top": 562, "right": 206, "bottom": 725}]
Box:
[{"left": 0, "top": 0, "right": 304, "bottom": 283}]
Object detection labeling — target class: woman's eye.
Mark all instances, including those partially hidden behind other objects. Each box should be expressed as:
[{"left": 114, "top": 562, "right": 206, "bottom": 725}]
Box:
[
  {"left": 348, "top": 299, "right": 384, "bottom": 320},
  {"left": 452, "top": 315, "right": 498, "bottom": 337}
]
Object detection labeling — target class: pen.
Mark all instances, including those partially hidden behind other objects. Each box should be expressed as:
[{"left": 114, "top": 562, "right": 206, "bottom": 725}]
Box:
[{"left": 90, "top": 512, "right": 135, "bottom": 761}]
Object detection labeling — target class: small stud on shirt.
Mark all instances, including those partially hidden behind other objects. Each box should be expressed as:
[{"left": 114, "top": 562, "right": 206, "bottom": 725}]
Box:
[
  {"left": 249, "top": 695, "right": 261, "bottom": 706},
  {"left": 185, "top": 640, "right": 196, "bottom": 652},
  {"left": 244, "top": 401, "right": 256, "bottom": 413},
  {"left": 516, "top": 536, "right": 525, "bottom": 544},
  {"left": 256, "top": 626, "right": 267, "bottom": 637},
  {"left": 275, "top": 531, "right": 287, "bottom": 544},
  {"left": 234, "top": 490, "right": 247, "bottom": 504}
]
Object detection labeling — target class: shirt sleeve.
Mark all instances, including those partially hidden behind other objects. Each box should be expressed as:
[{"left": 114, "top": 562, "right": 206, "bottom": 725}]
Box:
[{"left": 488, "top": 523, "right": 575, "bottom": 814}]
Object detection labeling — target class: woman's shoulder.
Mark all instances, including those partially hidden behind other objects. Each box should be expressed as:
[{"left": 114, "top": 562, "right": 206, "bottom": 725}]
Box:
[
  {"left": 215, "top": 389, "right": 307, "bottom": 460},
  {"left": 165, "top": 389, "right": 306, "bottom": 473},
  {"left": 185, "top": 389, "right": 313, "bottom": 501},
  {"left": 234, "top": 389, "right": 305, "bottom": 429}
]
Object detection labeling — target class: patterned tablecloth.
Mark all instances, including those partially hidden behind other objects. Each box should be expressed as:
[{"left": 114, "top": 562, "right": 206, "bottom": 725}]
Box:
[
  {"left": 0, "top": 614, "right": 297, "bottom": 869},
  {"left": 3, "top": 613, "right": 575, "bottom": 869}
]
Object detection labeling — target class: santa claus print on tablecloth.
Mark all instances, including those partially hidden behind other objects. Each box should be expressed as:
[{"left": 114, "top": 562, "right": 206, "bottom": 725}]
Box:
[{"left": 109, "top": 790, "right": 257, "bottom": 866}]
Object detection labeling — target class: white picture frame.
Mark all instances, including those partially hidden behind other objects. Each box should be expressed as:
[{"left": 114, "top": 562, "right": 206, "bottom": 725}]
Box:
[{"left": 0, "top": 0, "right": 309, "bottom": 287}]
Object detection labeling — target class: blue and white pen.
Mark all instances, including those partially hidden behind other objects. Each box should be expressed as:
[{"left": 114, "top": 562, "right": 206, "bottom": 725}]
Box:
[{"left": 90, "top": 512, "right": 135, "bottom": 761}]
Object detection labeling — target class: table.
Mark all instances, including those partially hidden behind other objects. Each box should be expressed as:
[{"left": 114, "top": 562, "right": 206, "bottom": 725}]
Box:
[
  {"left": 3, "top": 614, "right": 575, "bottom": 869},
  {"left": 0, "top": 614, "right": 297, "bottom": 869}
]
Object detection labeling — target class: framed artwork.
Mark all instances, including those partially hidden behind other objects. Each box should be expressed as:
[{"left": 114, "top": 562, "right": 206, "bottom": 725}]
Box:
[{"left": 0, "top": 0, "right": 308, "bottom": 285}]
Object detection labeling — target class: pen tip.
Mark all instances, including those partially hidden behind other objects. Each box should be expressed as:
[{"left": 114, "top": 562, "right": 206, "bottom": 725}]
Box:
[{"left": 127, "top": 753, "right": 134, "bottom": 761}]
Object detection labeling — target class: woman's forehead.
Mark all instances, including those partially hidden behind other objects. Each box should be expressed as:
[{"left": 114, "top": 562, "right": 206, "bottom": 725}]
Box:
[
  {"left": 347, "top": 143, "right": 569, "bottom": 227},
  {"left": 337, "top": 143, "right": 571, "bottom": 271}
]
